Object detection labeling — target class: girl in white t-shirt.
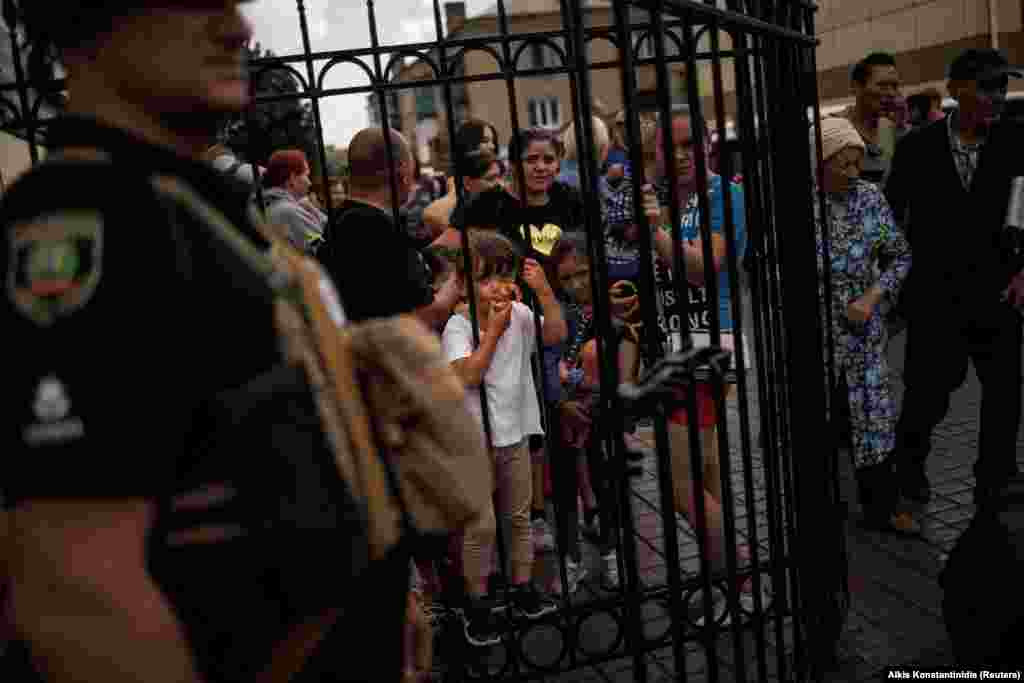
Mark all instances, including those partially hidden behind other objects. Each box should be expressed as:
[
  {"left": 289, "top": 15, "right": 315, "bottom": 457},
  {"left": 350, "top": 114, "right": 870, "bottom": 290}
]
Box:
[{"left": 441, "top": 229, "right": 567, "bottom": 647}]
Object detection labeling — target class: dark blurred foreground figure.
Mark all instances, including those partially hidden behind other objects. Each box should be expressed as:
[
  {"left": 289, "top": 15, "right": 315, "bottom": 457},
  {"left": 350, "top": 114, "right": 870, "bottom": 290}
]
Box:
[
  {"left": 942, "top": 475, "right": 1024, "bottom": 667},
  {"left": 0, "top": 3, "right": 486, "bottom": 682}
]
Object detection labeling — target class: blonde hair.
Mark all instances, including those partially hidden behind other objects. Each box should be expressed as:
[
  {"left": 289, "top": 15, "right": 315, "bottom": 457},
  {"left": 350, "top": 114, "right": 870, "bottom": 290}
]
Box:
[{"left": 562, "top": 115, "right": 610, "bottom": 162}]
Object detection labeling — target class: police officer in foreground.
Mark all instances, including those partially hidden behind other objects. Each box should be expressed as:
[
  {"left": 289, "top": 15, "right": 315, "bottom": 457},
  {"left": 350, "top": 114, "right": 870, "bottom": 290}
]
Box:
[{"left": 1, "top": 2, "right": 407, "bottom": 681}]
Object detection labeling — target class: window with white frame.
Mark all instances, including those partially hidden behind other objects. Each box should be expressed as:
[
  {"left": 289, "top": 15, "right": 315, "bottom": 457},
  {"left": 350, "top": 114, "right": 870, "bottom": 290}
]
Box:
[{"left": 527, "top": 96, "right": 561, "bottom": 129}]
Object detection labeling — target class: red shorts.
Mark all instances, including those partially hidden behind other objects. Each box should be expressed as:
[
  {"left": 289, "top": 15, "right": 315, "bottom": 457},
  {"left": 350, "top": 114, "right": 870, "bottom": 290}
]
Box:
[{"left": 669, "top": 383, "right": 718, "bottom": 429}]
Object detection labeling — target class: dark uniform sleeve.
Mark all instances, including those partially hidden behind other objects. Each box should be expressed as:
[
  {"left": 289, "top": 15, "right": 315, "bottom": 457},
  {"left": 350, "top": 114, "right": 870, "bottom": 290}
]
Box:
[{"left": 1, "top": 175, "right": 183, "bottom": 505}]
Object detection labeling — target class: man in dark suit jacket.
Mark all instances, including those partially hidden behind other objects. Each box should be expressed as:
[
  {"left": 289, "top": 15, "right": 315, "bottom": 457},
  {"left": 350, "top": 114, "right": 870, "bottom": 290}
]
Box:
[{"left": 885, "top": 48, "right": 1024, "bottom": 509}]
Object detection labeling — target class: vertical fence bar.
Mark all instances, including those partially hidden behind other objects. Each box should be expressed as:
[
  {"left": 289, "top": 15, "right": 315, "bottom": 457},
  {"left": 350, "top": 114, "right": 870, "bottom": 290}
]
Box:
[
  {"left": 762, "top": 34, "right": 808, "bottom": 680},
  {"left": 564, "top": 2, "right": 649, "bottom": 680},
  {"left": 493, "top": 0, "right": 552, "bottom": 430},
  {"left": 611, "top": 6, "right": 697, "bottom": 679},
  {"left": 294, "top": 0, "right": 333, "bottom": 217},
  {"left": 424, "top": 13, "right": 503, "bottom": 677},
  {"left": 803, "top": 0, "right": 852, "bottom": 640},
  {"left": 796, "top": 6, "right": 848, "bottom": 675},
  {"left": 553, "top": 0, "right": 590, "bottom": 616},
  {"left": 745, "top": 30, "right": 795, "bottom": 682},
  {"left": 775, "top": 29, "right": 841, "bottom": 680},
  {"left": 495, "top": 0, "right": 530, "bottom": 204},
  {"left": 672, "top": 9, "right": 725, "bottom": 681},
  {"left": 365, "top": 0, "right": 404, "bottom": 231},
  {"left": 752, "top": 31, "right": 793, "bottom": 683},
  {"left": 728, "top": 27, "right": 773, "bottom": 683},
  {"left": 492, "top": 5, "right": 547, "bottom": 657},
  {"left": 705, "top": 18, "right": 750, "bottom": 682},
  {"left": 555, "top": 0, "right": 634, "bottom": 633}
]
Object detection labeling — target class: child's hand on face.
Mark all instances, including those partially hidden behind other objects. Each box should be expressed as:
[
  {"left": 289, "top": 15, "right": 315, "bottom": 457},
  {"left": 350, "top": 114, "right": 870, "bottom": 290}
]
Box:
[
  {"left": 521, "top": 258, "right": 553, "bottom": 299},
  {"left": 487, "top": 299, "right": 513, "bottom": 340}
]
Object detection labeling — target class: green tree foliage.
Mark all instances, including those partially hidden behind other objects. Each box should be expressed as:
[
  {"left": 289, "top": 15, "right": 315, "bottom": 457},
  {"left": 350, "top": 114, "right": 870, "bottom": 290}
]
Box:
[
  {"left": 226, "top": 43, "right": 321, "bottom": 177},
  {"left": 324, "top": 144, "right": 348, "bottom": 178}
]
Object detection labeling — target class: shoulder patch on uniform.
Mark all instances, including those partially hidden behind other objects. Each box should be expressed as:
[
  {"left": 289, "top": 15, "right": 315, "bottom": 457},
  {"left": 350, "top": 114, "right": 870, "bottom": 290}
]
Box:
[{"left": 6, "top": 210, "right": 104, "bottom": 326}]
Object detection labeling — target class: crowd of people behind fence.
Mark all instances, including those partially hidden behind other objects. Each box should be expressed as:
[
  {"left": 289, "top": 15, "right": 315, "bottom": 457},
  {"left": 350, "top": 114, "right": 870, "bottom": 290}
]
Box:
[
  {"left": 2, "top": 2, "right": 1024, "bottom": 681},
  {"left": 221, "top": 45, "right": 1024, "bottom": 666}
]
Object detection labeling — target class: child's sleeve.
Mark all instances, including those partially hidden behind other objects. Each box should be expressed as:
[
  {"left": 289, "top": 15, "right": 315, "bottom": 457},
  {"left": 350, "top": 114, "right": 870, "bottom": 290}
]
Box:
[
  {"left": 441, "top": 315, "right": 474, "bottom": 363},
  {"left": 514, "top": 302, "right": 543, "bottom": 354}
]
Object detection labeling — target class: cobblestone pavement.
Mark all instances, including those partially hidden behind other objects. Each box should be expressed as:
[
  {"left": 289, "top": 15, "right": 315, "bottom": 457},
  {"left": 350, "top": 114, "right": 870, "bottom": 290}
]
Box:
[{"left": 436, "top": 331, "right": 1023, "bottom": 682}]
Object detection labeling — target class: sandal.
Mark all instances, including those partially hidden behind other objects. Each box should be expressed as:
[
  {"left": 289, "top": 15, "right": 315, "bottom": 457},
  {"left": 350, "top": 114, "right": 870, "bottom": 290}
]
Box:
[{"left": 858, "top": 509, "right": 922, "bottom": 536}]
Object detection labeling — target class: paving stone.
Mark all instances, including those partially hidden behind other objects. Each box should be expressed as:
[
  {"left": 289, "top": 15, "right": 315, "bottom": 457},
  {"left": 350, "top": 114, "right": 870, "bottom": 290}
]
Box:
[{"left": 510, "top": 343, "right": 1004, "bottom": 681}]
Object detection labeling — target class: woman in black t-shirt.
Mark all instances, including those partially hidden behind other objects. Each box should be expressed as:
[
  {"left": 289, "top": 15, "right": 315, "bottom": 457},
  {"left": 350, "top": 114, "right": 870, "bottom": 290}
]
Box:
[{"left": 504, "top": 127, "right": 586, "bottom": 263}]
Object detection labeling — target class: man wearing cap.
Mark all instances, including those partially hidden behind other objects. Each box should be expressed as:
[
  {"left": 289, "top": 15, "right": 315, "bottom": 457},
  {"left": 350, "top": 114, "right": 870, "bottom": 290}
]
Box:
[
  {"left": 885, "top": 48, "right": 1024, "bottom": 509},
  {"left": 0, "top": 3, "right": 410, "bottom": 682}
]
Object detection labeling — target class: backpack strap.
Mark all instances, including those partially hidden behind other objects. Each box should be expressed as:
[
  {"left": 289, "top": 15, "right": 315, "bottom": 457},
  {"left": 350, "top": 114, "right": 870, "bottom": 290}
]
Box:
[
  {"left": 148, "top": 174, "right": 404, "bottom": 560},
  {"left": 148, "top": 175, "right": 410, "bottom": 683}
]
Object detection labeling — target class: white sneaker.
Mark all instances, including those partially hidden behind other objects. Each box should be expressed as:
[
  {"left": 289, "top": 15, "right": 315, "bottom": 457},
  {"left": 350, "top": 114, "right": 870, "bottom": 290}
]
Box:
[
  {"left": 553, "top": 558, "right": 588, "bottom": 595},
  {"left": 532, "top": 517, "right": 555, "bottom": 553},
  {"left": 602, "top": 551, "right": 620, "bottom": 589}
]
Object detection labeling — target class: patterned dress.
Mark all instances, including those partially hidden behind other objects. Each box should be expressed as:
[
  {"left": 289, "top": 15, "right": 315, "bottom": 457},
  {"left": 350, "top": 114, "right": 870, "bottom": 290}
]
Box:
[{"left": 816, "top": 179, "right": 911, "bottom": 469}]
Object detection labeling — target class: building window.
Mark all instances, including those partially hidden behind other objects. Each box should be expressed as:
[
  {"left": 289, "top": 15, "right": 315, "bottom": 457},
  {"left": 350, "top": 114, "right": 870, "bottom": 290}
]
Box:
[
  {"left": 637, "top": 34, "right": 654, "bottom": 60},
  {"left": 528, "top": 96, "right": 561, "bottom": 129},
  {"left": 528, "top": 38, "right": 564, "bottom": 70},
  {"left": 415, "top": 86, "right": 437, "bottom": 121}
]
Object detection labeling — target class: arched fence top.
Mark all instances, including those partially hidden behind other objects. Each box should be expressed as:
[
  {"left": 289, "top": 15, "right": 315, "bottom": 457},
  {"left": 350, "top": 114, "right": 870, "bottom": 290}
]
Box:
[
  {"left": 511, "top": 36, "right": 569, "bottom": 72},
  {"left": 446, "top": 44, "right": 503, "bottom": 77},
  {"left": 384, "top": 50, "right": 441, "bottom": 85},
  {"left": 250, "top": 62, "right": 311, "bottom": 94},
  {"left": 318, "top": 56, "right": 376, "bottom": 92}
]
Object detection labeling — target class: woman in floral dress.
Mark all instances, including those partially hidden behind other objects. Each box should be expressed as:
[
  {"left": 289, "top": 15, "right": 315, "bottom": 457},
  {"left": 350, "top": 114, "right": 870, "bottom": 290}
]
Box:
[{"left": 817, "top": 117, "right": 917, "bottom": 534}]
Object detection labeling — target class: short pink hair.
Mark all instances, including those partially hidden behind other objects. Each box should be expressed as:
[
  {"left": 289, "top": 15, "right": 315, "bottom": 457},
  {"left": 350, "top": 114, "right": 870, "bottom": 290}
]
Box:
[{"left": 264, "top": 149, "right": 309, "bottom": 188}]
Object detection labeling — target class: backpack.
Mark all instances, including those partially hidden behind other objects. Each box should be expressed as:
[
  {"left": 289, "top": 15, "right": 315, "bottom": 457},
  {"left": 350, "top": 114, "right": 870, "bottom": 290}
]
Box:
[{"left": 163, "top": 173, "right": 488, "bottom": 510}]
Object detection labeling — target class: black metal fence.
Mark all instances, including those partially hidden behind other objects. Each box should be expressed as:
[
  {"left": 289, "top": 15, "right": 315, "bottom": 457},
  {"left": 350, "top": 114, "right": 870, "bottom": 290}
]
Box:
[{"left": 0, "top": 1, "right": 846, "bottom": 681}]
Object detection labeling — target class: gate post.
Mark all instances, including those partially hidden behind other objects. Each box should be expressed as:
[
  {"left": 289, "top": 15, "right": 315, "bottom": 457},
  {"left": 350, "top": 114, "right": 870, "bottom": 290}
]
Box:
[{"left": 767, "top": 36, "right": 847, "bottom": 683}]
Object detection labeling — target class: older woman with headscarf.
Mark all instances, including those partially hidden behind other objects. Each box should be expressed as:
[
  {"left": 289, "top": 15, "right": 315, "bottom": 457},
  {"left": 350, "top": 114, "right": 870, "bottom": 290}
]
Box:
[{"left": 817, "top": 116, "right": 916, "bottom": 534}]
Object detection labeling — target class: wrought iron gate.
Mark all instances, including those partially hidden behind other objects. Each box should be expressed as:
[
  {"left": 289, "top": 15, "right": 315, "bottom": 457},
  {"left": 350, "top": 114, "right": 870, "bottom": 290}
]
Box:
[{"left": 0, "top": 0, "right": 846, "bottom": 681}]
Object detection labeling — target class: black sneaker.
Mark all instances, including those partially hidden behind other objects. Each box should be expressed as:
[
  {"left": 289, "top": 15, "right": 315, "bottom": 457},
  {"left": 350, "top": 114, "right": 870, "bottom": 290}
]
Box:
[
  {"left": 462, "top": 599, "right": 503, "bottom": 647},
  {"left": 509, "top": 583, "right": 558, "bottom": 620}
]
